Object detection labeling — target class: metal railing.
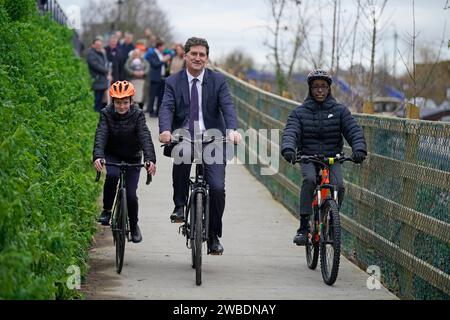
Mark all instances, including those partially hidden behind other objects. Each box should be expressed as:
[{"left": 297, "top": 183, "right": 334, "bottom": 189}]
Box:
[
  {"left": 216, "top": 67, "right": 450, "bottom": 300},
  {"left": 35, "top": 0, "right": 83, "bottom": 56}
]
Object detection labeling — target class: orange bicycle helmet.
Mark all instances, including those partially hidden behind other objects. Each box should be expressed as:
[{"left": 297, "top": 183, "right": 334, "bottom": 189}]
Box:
[{"left": 109, "top": 80, "right": 135, "bottom": 98}]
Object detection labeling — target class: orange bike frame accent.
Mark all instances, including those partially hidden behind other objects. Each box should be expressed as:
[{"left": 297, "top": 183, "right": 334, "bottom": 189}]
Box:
[{"left": 311, "top": 167, "right": 330, "bottom": 207}]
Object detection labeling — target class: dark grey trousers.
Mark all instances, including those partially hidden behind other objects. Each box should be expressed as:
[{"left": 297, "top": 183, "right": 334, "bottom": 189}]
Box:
[{"left": 299, "top": 162, "right": 345, "bottom": 217}]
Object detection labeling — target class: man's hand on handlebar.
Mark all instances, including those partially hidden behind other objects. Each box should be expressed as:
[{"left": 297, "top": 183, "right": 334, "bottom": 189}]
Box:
[
  {"left": 228, "top": 130, "right": 242, "bottom": 145},
  {"left": 159, "top": 131, "right": 172, "bottom": 144}
]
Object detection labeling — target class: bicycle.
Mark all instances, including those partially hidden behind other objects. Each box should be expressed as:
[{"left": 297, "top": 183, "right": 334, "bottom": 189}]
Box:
[
  {"left": 294, "top": 154, "right": 356, "bottom": 285},
  {"left": 163, "top": 135, "right": 226, "bottom": 286},
  {"left": 95, "top": 161, "right": 152, "bottom": 274}
]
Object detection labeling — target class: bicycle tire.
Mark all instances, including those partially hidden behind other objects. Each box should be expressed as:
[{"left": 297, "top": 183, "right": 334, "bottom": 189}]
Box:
[
  {"left": 306, "top": 206, "right": 319, "bottom": 270},
  {"left": 194, "top": 192, "right": 203, "bottom": 286},
  {"left": 116, "top": 188, "right": 127, "bottom": 274},
  {"left": 188, "top": 196, "right": 196, "bottom": 269},
  {"left": 320, "top": 200, "right": 341, "bottom": 285}
]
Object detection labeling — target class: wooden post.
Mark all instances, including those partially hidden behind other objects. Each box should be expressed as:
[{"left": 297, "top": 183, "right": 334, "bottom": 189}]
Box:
[
  {"left": 406, "top": 103, "right": 420, "bottom": 119},
  {"left": 362, "top": 101, "right": 374, "bottom": 114},
  {"left": 262, "top": 83, "right": 272, "bottom": 92},
  {"left": 282, "top": 90, "right": 292, "bottom": 99}
]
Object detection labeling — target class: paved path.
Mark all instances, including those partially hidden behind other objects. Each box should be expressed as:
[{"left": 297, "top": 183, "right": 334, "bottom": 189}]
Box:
[{"left": 82, "top": 116, "right": 397, "bottom": 300}]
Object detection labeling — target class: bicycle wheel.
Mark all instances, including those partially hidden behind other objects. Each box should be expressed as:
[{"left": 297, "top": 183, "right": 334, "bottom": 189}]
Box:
[
  {"left": 115, "top": 188, "right": 128, "bottom": 274},
  {"left": 306, "top": 206, "right": 319, "bottom": 270},
  {"left": 319, "top": 200, "right": 341, "bottom": 285},
  {"left": 187, "top": 196, "right": 196, "bottom": 269},
  {"left": 194, "top": 192, "right": 203, "bottom": 286}
]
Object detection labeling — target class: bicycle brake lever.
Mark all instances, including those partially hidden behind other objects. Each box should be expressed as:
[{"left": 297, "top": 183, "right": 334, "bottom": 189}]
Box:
[{"left": 146, "top": 174, "right": 152, "bottom": 185}]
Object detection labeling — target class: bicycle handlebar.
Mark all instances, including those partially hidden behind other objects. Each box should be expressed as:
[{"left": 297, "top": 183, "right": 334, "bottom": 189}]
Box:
[
  {"left": 294, "top": 154, "right": 356, "bottom": 167},
  {"left": 161, "top": 135, "right": 228, "bottom": 148},
  {"left": 95, "top": 161, "right": 152, "bottom": 185}
]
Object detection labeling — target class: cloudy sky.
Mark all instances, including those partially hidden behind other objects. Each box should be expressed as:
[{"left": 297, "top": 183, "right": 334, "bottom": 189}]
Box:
[{"left": 59, "top": 0, "right": 449, "bottom": 74}]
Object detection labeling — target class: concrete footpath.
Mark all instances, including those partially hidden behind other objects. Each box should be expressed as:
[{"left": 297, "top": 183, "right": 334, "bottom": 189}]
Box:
[{"left": 82, "top": 116, "right": 397, "bottom": 300}]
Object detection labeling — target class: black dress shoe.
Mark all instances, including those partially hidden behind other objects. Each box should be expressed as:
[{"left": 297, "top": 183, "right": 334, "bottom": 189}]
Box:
[
  {"left": 131, "top": 224, "right": 142, "bottom": 243},
  {"left": 98, "top": 210, "right": 111, "bottom": 226},
  {"left": 208, "top": 235, "right": 224, "bottom": 255},
  {"left": 170, "top": 206, "right": 184, "bottom": 223}
]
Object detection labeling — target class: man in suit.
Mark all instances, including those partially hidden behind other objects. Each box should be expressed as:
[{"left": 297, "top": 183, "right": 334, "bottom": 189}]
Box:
[
  {"left": 159, "top": 37, "right": 242, "bottom": 255},
  {"left": 147, "top": 40, "right": 171, "bottom": 117}
]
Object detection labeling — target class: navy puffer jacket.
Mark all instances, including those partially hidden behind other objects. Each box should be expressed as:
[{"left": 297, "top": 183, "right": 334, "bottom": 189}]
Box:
[
  {"left": 93, "top": 105, "right": 157, "bottom": 164},
  {"left": 281, "top": 94, "right": 367, "bottom": 157}
]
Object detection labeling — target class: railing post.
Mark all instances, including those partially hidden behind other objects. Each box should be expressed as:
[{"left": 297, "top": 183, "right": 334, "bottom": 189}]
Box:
[
  {"left": 282, "top": 90, "right": 292, "bottom": 99},
  {"left": 398, "top": 120, "right": 420, "bottom": 299},
  {"left": 362, "top": 101, "right": 374, "bottom": 114},
  {"left": 406, "top": 103, "right": 420, "bottom": 119},
  {"left": 262, "top": 83, "right": 272, "bottom": 93}
]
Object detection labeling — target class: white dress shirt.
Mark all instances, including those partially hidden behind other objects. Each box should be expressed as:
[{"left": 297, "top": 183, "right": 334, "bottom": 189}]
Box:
[{"left": 186, "top": 69, "right": 206, "bottom": 133}]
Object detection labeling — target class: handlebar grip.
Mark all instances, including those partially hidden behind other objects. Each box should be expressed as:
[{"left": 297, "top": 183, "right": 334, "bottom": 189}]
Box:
[
  {"left": 146, "top": 174, "right": 152, "bottom": 185},
  {"left": 95, "top": 171, "right": 101, "bottom": 182}
]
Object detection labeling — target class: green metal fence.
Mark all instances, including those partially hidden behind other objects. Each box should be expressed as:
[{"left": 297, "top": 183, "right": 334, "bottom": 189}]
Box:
[{"left": 217, "top": 67, "right": 450, "bottom": 300}]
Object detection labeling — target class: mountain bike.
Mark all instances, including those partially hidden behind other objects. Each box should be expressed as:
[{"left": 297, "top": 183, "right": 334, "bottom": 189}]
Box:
[
  {"left": 96, "top": 161, "right": 152, "bottom": 274},
  {"left": 295, "top": 154, "right": 356, "bottom": 285}
]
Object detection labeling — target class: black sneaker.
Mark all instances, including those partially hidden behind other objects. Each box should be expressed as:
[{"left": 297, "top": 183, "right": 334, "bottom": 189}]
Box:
[
  {"left": 293, "top": 228, "right": 309, "bottom": 246},
  {"left": 98, "top": 210, "right": 111, "bottom": 226}
]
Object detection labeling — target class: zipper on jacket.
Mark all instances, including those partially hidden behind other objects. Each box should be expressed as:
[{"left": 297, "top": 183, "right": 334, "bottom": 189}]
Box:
[{"left": 318, "top": 104, "right": 323, "bottom": 155}]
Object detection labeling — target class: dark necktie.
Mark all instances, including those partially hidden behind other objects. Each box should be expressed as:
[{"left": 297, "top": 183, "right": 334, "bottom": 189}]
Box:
[{"left": 189, "top": 78, "right": 199, "bottom": 138}]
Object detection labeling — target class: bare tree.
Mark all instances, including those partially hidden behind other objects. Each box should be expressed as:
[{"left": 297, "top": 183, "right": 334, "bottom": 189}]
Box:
[
  {"left": 220, "top": 49, "right": 255, "bottom": 75},
  {"left": 264, "top": 0, "right": 311, "bottom": 94},
  {"left": 359, "top": 0, "right": 389, "bottom": 103},
  {"left": 81, "top": 0, "right": 172, "bottom": 48},
  {"left": 331, "top": 0, "right": 338, "bottom": 72},
  {"left": 399, "top": 0, "right": 448, "bottom": 107}
]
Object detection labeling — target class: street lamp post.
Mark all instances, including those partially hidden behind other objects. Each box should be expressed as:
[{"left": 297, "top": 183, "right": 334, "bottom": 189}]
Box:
[{"left": 116, "top": 0, "right": 123, "bottom": 31}]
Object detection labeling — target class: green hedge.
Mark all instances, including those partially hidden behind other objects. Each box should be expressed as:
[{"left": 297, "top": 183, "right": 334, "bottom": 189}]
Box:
[{"left": 0, "top": 1, "right": 101, "bottom": 299}]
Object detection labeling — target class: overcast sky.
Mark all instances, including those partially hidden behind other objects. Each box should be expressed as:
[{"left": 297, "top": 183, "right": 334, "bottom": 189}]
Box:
[{"left": 59, "top": 0, "right": 450, "bottom": 74}]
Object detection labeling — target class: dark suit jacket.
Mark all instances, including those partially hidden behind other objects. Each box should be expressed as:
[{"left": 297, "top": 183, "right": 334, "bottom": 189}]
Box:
[
  {"left": 159, "top": 68, "right": 238, "bottom": 137},
  {"left": 147, "top": 50, "right": 165, "bottom": 82},
  {"left": 86, "top": 48, "right": 109, "bottom": 91}
]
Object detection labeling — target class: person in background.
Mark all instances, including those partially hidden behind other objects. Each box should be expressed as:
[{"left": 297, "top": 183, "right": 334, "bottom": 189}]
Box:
[
  {"left": 87, "top": 37, "right": 111, "bottom": 112},
  {"left": 104, "top": 35, "right": 123, "bottom": 83},
  {"left": 124, "top": 48, "right": 150, "bottom": 109},
  {"left": 169, "top": 43, "right": 185, "bottom": 75},
  {"left": 146, "top": 39, "right": 171, "bottom": 117}
]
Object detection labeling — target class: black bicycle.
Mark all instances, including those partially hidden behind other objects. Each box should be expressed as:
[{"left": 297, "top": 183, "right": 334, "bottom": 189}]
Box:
[
  {"left": 295, "top": 154, "right": 356, "bottom": 285},
  {"left": 96, "top": 161, "right": 151, "bottom": 274},
  {"left": 163, "top": 135, "right": 226, "bottom": 286}
]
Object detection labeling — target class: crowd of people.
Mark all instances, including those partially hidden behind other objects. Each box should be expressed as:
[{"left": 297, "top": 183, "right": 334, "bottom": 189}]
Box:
[{"left": 87, "top": 28, "right": 185, "bottom": 114}]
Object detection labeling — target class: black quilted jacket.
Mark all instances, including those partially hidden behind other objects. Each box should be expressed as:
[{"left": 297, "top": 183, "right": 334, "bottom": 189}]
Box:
[
  {"left": 93, "top": 105, "right": 156, "bottom": 163},
  {"left": 281, "top": 94, "right": 367, "bottom": 157}
]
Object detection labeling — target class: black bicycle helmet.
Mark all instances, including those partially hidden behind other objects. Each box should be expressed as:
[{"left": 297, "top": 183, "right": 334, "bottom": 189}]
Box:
[{"left": 307, "top": 69, "right": 332, "bottom": 86}]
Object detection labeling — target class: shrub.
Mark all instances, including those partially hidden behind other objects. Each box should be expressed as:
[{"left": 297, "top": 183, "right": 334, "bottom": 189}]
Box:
[{"left": 0, "top": 1, "right": 101, "bottom": 299}]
